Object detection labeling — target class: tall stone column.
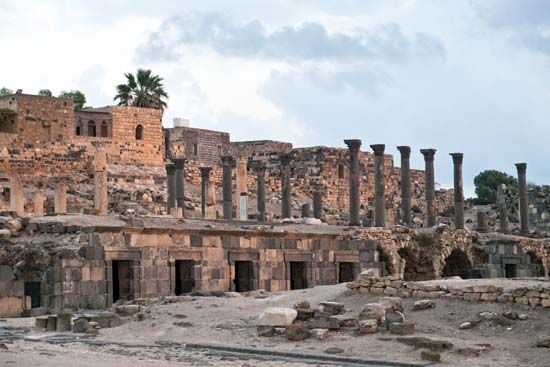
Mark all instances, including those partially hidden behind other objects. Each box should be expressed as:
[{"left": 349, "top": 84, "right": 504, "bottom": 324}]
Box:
[
  {"left": 54, "top": 181, "right": 67, "bottom": 214},
  {"left": 497, "top": 184, "right": 509, "bottom": 233},
  {"left": 420, "top": 149, "right": 437, "bottom": 227},
  {"left": 450, "top": 153, "right": 464, "bottom": 229},
  {"left": 93, "top": 146, "right": 108, "bottom": 215},
  {"left": 34, "top": 189, "right": 44, "bottom": 217},
  {"left": 313, "top": 184, "right": 323, "bottom": 220},
  {"left": 397, "top": 146, "right": 411, "bottom": 226},
  {"left": 280, "top": 154, "right": 292, "bottom": 219},
  {"left": 165, "top": 163, "right": 176, "bottom": 213},
  {"left": 221, "top": 156, "right": 234, "bottom": 220},
  {"left": 371, "top": 144, "right": 386, "bottom": 227},
  {"left": 9, "top": 173, "right": 24, "bottom": 216},
  {"left": 200, "top": 167, "right": 212, "bottom": 219},
  {"left": 173, "top": 158, "right": 186, "bottom": 211},
  {"left": 515, "top": 163, "right": 529, "bottom": 235},
  {"left": 477, "top": 211, "right": 488, "bottom": 233},
  {"left": 344, "top": 139, "right": 362, "bottom": 226},
  {"left": 236, "top": 157, "right": 248, "bottom": 215},
  {"left": 256, "top": 165, "right": 266, "bottom": 223}
]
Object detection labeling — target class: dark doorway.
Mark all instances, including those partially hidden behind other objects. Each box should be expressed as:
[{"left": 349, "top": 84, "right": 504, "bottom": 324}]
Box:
[
  {"left": 442, "top": 249, "right": 473, "bottom": 279},
  {"left": 234, "top": 261, "right": 254, "bottom": 292},
  {"left": 175, "top": 260, "right": 195, "bottom": 295},
  {"left": 290, "top": 261, "right": 307, "bottom": 290},
  {"left": 338, "top": 262, "right": 355, "bottom": 283},
  {"left": 527, "top": 252, "right": 545, "bottom": 277},
  {"left": 24, "top": 282, "right": 41, "bottom": 309},
  {"left": 378, "top": 248, "right": 393, "bottom": 276},
  {"left": 112, "top": 260, "right": 132, "bottom": 302},
  {"left": 505, "top": 264, "right": 517, "bottom": 279}
]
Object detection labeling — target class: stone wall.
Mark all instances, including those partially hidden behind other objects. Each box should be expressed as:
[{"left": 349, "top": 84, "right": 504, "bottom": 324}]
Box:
[{"left": 166, "top": 126, "right": 230, "bottom": 166}]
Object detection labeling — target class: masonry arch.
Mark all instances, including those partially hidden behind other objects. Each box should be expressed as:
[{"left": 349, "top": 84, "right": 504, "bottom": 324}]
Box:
[
  {"left": 75, "top": 120, "right": 83, "bottom": 136},
  {"left": 100, "top": 120, "right": 109, "bottom": 137},
  {"left": 442, "top": 249, "right": 473, "bottom": 279},
  {"left": 135, "top": 124, "right": 144, "bottom": 140}
]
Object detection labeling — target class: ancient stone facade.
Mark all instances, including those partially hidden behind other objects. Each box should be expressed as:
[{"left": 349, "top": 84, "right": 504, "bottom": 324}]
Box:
[{"left": 0, "top": 93, "right": 166, "bottom": 215}]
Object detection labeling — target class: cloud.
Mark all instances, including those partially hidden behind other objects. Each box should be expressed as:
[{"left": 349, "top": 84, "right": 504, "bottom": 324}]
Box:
[{"left": 137, "top": 11, "right": 445, "bottom": 63}]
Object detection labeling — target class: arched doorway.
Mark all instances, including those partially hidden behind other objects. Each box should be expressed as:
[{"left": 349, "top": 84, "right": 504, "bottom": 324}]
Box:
[
  {"left": 88, "top": 120, "right": 96, "bottom": 137},
  {"left": 442, "top": 249, "right": 472, "bottom": 278}
]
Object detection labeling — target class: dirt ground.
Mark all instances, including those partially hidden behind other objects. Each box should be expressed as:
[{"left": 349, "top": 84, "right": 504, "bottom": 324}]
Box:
[{"left": 1, "top": 283, "right": 549, "bottom": 366}]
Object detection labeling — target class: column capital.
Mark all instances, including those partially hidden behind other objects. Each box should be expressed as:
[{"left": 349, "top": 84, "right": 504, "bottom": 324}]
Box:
[
  {"left": 370, "top": 144, "right": 385, "bottom": 156},
  {"left": 344, "top": 139, "right": 362, "bottom": 152},
  {"left": 255, "top": 164, "right": 267, "bottom": 176},
  {"left": 280, "top": 153, "right": 292, "bottom": 166},
  {"left": 165, "top": 163, "right": 176, "bottom": 175},
  {"left": 200, "top": 166, "right": 212, "bottom": 179},
  {"left": 515, "top": 162, "right": 527, "bottom": 174},
  {"left": 397, "top": 146, "right": 411, "bottom": 158},
  {"left": 172, "top": 158, "right": 186, "bottom": 169},
  {"left": 220, "top": 155, "right": 234, "bottom": 167},
  {"left": 420, "top": 148, "right": 437, "bottom": 161},
  {"left": 450, "top": 152, "right": 463, "bottom": 164}
]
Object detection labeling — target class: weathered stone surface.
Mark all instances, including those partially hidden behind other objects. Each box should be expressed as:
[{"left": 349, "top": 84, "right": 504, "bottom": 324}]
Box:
[
  {"left": 333, "top": 314, "right": 358, "bottom": 328},
  {"left": 310, "top": 328, "right": 329, "bottom": 340},
  {"left": 536, "top": 336, "right": 550, "bottom": 348},
  {"left": 319, "top": 301, "right": 345, "bottom": 315},
  {"left": 295, "top": 308, "right": 315, "bottom": 321},
  {"left": 114, "top": 304, "right": 141, "bottom": 316},
  {"left": 379, "top": 297, "right": 404, "bottom": 312},
  {"left": 389, "top": 322, "right": 415, "bottom": 335},
  {"left": 358, "top": 319, "right": 378, "bottom": 334},
  {"left": 306, "top": 316, "right": 340, "bottom": 330},
  {"left": 258, "top": 307, "right": 298, "bottom": 327},
  {"left": 385, "top": 310, "right": 405, "bottom": 328},
  {"left": 503, "top": 311, "right": 518, "bottom": 320},
  {"left": 358, "top": 303, "right": 385, "bottom": 325},
  {"left": 35, "top": 316, "right": 48, "bottom": 330},
  {"left": 257, "top": 325, "right": 276, "bottom": 337},
  {"left": 421, "top": 350, "right": 441, "bottom": 363},
  {"left": 285, "top": 323, "right": 311, "bottom": 341},
  {"left": 325, "top": 347, "right": 344, "bottom": 355},
  {"left": 413, "top": 299, "right": 435, "bottom": 311},
  {"left": 294, "top": 301, "right": 310, "bottom": 309},
  {"left": 72, "top": 318, "right": 88, "bottom": 333}
]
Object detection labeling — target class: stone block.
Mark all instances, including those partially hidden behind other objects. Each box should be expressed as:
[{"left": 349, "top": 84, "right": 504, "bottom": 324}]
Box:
[
  {"left": 480, "top": 293, "right": 499, "bottom": 302},
  {"left": 285, "top": 323, "right": 311, "bottom": 341},
  {"left": 257, "top": 307, "right": 297, "bottom": 326},
  {"left": 389, "top": 322, "right": 415, "bottom": 335},
  {"left": 463, "top": 292, "right": 481, "bottom": 302},
  {"left": 358, "top": 319, "right": 378, "bottom": 334},
  {"left": 47, "top": 315, "right": 57, "bottom": 331},
  {"left": 35, "top": 316, "right": 49, "bottom": 330},
  {"left": 319, "top": 301, "right": 345, "bottom": 315},
  {"left": 56, "top": 310, "right": 72, "bottom": 332}
]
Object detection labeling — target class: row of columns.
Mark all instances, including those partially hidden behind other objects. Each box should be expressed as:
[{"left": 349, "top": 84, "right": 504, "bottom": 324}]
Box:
[{"left": 8, "top": 175, "right": 68, "bottom": 216}]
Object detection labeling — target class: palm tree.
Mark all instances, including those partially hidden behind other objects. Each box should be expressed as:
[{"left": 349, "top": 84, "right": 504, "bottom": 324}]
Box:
[{"left": 114, "top": 69, "right": 168, "bottom": 110}]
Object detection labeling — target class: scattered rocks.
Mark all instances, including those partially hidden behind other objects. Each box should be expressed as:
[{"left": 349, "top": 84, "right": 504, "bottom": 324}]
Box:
[
  {"left": 324, "top": 347, "right": 344, "bottom": 355},
  {"left": 536, "top": 336, "right": 550, "bottom": 348},
  {"left": 294, "top": 301, "right": 310, "bottom": 309},
  {"left": 173, "top": 321, "right": 193, "bottom": 328},
  {"left": 358, "top": 303, "right": 385, "bottom": 325},
  {"left": 257, "top": 325, "right": 276, "bottom": 337},
  {"left": 285, "top": 323, "right": 311, "bottom": 341},
  {"left": 310, "top": 328, "right": 329, "bottom": 340},
  {"left": 333, "top": 314, "right": 357, "bottom": 328},
  {"left": 306, "top": 315, "right": 340, "bottom": 330},
  {"left": 114, "top": 304, "right": 141, "bottom": 317},
  {"left": 413, "top": 299, "right": 435, "bottom": 311},
  {"left": 502, "top": 311, "right": 519, "bottom": 320},
  {"left": 518, "top": 314, "right": 528, "bottom": 321},
  {"left": 295, "top": 308, "right": 315, "bottom": 321},
  {"left": 459, "top": 322, "right": 472, "bottom": 330},
  {"left": 379, "top": 297, "right": 404, "bottom": 313},
  {"left": 257, "top": 307, "right": 297, "bottom": 327},
  {"left": 395, "top": 337, "right": 454, "bottom": 352}
]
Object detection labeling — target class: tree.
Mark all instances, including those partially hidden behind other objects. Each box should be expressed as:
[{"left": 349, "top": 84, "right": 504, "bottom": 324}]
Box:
[
  {"left": 474, "top": 170, "right": 517, "bottom": 204},
  {"left": 114, "top": 69, "right": 168, "bottom": 110},
  {"left": 59, "top": 90, "right": 86, "bottom": 110},
  {"left": 0, "top": 87, "right": 13, "bottom": 97},
  {"left": 38, "top": 89, "right": 52, "bottom": 97}
]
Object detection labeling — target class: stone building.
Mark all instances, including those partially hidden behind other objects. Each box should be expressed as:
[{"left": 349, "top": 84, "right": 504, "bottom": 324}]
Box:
[{"left": 0, "top": 92, "right": 166, "bottom": 214}]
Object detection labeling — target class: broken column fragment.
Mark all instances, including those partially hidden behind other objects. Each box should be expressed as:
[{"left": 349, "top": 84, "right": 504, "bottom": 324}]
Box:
[
  {"left": 9, "top": 173, "right": 24, "bottom": 216},
  {"left": 54, "top": 181, "right": 67, "bottom": 214},
  {"left": 313, "top": 184, "right": 323, "bottom": 220}
]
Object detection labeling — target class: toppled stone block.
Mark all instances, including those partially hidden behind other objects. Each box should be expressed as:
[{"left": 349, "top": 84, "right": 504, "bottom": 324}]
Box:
[
  {"left": 359, "top": 303, "right": 385, "bottom": 325},
  {"left": 389, "top": 322, "right": 415, "bottom": 335},
  {"left": 358, "top": 319, "right": 378, "bottom": 334},
  {"left": 306, "top": 315, "right": 340, "bottom": 330},
  {"left": 56, "top": 310, "right": 72, "bottom": 332},
  {"left": 333, "top": 314, "right": 357, "bottom": 328},
  {"left": 295, "top": 308, "right": 315, "bottom": 321},
  {"left": 503, "top": 311, "right": 518, "bottom": 320},
  {"left": 47, "top": 315, "right": 57, "bottom": 332},
  {"left": 285, "top": 323, "right": 311, "bottom": 341},
  {"left": 396, "top": 336, "right": 454, "bottom": 352},
  {"left": 257, "top": 307, "right": 297, "bottom": 327},
  {"left": 35, "top": 316, "right": 48, "bottom": 330},
  {"left": 379, "top": 297, "right": 403, "bottom": 312},
  {"left": 413, "top": 299, "right": 435, "bottom": 311},
  {"left": 319, "top": 301, "right": 345, "bottom": 315},
  {"left": 294, "top": 301, "right": 310, "bottom": 309}
]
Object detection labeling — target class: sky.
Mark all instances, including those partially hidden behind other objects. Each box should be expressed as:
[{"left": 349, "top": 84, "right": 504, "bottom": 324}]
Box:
[{"left": 2, "top": 0, "right": 550, "bottom": 197}]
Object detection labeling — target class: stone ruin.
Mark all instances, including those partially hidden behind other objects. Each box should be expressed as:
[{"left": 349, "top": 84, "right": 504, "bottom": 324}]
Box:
[{"left": 0, "top": 91, "right": 548, "bottom": 320}]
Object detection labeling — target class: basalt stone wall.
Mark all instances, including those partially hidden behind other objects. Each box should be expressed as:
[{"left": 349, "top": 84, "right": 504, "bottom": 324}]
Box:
[{"left": 166, "top": 126, "right": 230, "bottom": 166}]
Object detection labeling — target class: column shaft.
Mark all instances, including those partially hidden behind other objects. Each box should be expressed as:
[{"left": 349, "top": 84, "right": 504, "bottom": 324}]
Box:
[
  {"left": 313, "top": 185, "right": 323, "bottom": 220},
  {"left": 344, "top": 139, "right": 362, "bottom": 226},
  {"left": 166, "top": 163, "right": 176, "bottom": 213},
  {"left": 54, "top": 182, "right": 67, "bottom": 214},
  {"left": 257, "top": 166, "right": 266, "bottom": 222},
  {"left": 221, "top": 156, "right": 234, "bottom": 220},
  {"left": 94, "top": 147, "right": 108, "bottom": 215},
  {"left": 497, "top": 184, "right": 509, "bottom": 233},
  {"left": 371, "top": 144, "right": 386, "bottom": 227},
  {"left": 174, "top": 159, "right": 186, "bottom": 210},
  {"left": 280, "top": 154, "right": 292, "bottom": 219},
  {"left": 450, "top": 153, "right": 464, "bottom": 229},
  {"left": 200, "top": 167, "right": 212, "bottom": 219},
  {"left": 516, "top": 163, "right": 529, "bottom": 235},
  {"left": 420, "top": 149, "right": 437, "bottom": 227},
  {"left": 397, "top": 146, "right": 411, "bottom": 226},
  {"left": 9, "top": 173, "right": 24, "bottom": 216}
]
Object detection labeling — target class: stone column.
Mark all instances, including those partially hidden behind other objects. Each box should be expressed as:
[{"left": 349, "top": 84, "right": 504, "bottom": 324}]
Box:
[
  {"left": 371, "top": 144, "right": 386, "bottom": 227},
  {"left": 420, "top": 149, "right": 437, "bottom": 227},
  {"left": 280, "top": 154, "right": 292, "bottom": 219},
  {"left": 256, "top": 165, "right": 266, "bottom": 223},
  {"left": 199, "top": 167, "right": 212, "bottom": 219},
  {"left": 221, "top": 155, "right": 234, "bottom": 220},
  {"left": 236, "top": 157, "right": 248, "bottom": 215},
  {"left": 450, "top": 153, "right": 464, "bottom": 229},
  {"left": 165, "top": 163, "right": 176, "bottom": 213},
  {"left": 9, "top": 173, "right": 24, "bottom": 216},
  {"left": 497, "top": 184, "right": 509, "bottom": 233},
  {"left": 54, "top": 181, "right": 67, "bottom": 214},
  {"left": 397, "top": 146, "right": 411, "bottom": 226},
  {"left": 173, "top": 158, "right": 186, "bottom": 211},
  {"left": 301, "top": 203, "right": 311, "bottom": 218},
  {"left": 344, "top": 139, "right": 362, "bottom": 226},
  {"left": 93, "top": 146, "right": 108, "bottom": 215},
  {"left": 515, "top": 163, "right": 529, "bottom": 235},
  {"left": 477, "top": 210, "right": 488, "bottom": 233},
  {"left": 33, "top": 189, "right": 44, "bottom": 217},
  {"left": 313, "top": 184, "right": 323, "bottom": 220}
]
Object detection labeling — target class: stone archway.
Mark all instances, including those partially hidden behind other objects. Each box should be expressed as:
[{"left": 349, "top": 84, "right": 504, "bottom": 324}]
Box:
[
  {"left": 441, "top": 249, "right": 473, "bottom": 279},
  {"left": 378, "top": 247, "right": 394, "bottom": 277}
]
